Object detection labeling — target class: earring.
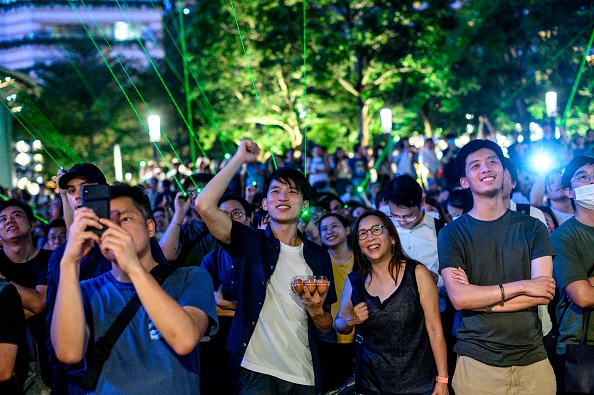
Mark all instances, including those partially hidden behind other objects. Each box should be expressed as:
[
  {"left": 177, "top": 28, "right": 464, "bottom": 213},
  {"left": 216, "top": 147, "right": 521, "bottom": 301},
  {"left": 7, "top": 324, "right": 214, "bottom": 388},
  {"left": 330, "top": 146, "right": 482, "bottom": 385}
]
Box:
[{"left": 391, "top": 243, "right": 396, "bottom": 254}]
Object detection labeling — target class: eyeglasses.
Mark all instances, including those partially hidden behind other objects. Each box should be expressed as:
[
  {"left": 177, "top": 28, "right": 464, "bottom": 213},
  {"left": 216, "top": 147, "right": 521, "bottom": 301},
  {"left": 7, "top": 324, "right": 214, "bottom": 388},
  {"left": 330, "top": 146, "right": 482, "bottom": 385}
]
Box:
[
  {"left": 48, "top": 233, "right": 67, "bottom": 242},
  {"left": 572, "top": 171, "right": 594, "bottom": 184},
  {"left": 390, "top": 212, "right": 418, "bottom": 223},
  {"left": 225, "top": 210, "right": 245, "bottom": 220},
  {"left": 356, "top": 225, "right": 386, "bottom": 240}
]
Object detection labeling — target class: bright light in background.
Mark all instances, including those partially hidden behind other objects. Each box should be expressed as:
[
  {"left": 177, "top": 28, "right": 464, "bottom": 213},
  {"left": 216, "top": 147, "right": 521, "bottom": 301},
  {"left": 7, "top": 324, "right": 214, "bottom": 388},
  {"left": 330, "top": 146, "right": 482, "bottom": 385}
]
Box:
[
  {"left": 114, "top": 21, "right": 132, "bottom": 41},
  {"left": 546, "top": 91, "right": 557, "bottom": 117},
  {"left": 139, "top": 160, "right": 146, "bottom": 167},
  {"left": 17, "top": 177, "right": 27, "bottom": 190},
  {"left": 27, "top": 182, "right": 40, "bottom": 196},
  {"left": 15, "top": 152, "right": 31, "bottom": 166},
  {"left": 114, "top": 144, "right": 123, "bottom": 181},
  {"left": 148, "top": 114, "right": 161, "bottom": 143},
  {"left": 465, "top": 113, "right": 474, "bottom": 120},
  {"left": 183, "top": 8, "right": 190, "bottom": 14},
  {"left": 380, "top": 108, "right": 392, "bottom": 133},
  {"left": 32, "top": 140, "right": 42, "bottom": 151},
  {"left": 125, "top": 173, "right": 133, "bottom": 181},
  {"left": 531, "top": 151, "right": 553, "bottom": 173},
  {"left": 36, "top": 176, "right": 43, "bottom": 184},
  {"left": 16, "top": 140, "right": 29, "bottom": 153},
  {"left": 529, "top": 122, "right": 543, "bottom": 141}
]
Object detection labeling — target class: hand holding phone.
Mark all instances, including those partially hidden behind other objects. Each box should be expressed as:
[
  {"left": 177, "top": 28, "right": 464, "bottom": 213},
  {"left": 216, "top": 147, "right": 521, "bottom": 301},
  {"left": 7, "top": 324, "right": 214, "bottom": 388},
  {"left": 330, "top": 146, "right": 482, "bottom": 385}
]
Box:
[{"left": 82, "top": 185, "right": 110, "bottom": 235}]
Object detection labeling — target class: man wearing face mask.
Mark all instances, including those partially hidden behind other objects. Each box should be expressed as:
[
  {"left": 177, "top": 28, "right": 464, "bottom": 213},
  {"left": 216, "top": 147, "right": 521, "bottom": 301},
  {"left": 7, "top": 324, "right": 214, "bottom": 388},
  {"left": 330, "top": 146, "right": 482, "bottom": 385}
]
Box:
[{"left": 551, "top": 155, "right": 594, "bottom": 393}]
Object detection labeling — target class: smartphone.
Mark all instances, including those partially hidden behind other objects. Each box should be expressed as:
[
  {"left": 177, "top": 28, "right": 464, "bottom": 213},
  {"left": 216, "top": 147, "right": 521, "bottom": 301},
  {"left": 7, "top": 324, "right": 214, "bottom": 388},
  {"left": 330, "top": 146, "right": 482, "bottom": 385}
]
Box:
[{"left": 82, "top": 184, "right": 110, "bottom": 234}]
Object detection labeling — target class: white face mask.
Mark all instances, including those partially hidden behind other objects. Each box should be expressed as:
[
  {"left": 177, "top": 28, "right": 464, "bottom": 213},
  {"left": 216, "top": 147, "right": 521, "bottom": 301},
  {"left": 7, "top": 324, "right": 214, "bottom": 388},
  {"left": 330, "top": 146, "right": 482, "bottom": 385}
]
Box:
[
  {"left": 574, "top": 183, "right": 594, "bottom": 210},
  {"left": 426, "top": 211, "right": 441, "bottom": 220}
]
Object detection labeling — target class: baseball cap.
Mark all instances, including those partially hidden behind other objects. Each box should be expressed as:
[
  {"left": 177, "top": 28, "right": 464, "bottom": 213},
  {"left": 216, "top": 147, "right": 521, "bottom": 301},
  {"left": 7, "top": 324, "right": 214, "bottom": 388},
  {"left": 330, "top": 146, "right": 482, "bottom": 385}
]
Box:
[
  {"left": 561, "top": 156, "right": 594, "bottom": 188},
  {"left": 58, "top": 163, "right": 107, "bottom": 189}
]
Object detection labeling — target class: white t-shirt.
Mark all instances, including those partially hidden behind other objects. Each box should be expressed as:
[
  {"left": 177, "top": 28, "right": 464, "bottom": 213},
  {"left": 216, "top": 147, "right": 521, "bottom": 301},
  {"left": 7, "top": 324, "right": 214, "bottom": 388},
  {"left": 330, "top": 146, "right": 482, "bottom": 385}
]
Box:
[
  {"left": 242, "top": 242, "right": 315, "bottom": 385},
  {"left": 393, "top": 211, "right": 445, "bottom": 312},
  {"left": 551, "top": 206, "right": 574, "bottom": 225}
]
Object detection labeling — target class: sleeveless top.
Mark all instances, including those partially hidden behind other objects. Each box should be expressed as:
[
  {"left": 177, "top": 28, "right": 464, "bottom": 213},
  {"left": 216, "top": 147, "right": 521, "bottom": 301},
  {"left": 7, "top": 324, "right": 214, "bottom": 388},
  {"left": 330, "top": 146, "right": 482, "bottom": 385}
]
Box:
[{"left": 349, "top": 261, "right": 436, "bottom": 394}]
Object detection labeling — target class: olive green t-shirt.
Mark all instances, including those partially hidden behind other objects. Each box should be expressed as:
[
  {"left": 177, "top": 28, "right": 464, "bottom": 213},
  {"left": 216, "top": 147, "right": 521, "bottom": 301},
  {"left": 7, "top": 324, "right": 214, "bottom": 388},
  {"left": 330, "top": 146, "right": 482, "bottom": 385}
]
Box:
[{"left": 551, "top": 216, "right": 594, "bottom": 354}]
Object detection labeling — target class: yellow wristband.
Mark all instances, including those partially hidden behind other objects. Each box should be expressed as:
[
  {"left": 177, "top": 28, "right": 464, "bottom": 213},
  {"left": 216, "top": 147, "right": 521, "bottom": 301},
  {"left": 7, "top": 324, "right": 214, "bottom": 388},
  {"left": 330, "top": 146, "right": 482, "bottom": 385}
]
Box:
[{"left": 436, "top": 376, "right": 449, "bottom": 384}]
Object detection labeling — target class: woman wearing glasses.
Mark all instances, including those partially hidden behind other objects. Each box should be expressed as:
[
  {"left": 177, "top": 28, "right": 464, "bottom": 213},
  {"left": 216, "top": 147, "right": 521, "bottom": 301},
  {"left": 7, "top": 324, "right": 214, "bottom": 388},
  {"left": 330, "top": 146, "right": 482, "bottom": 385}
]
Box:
[{"left": 335, "top": 210, "right": 449, "bottom": 395}]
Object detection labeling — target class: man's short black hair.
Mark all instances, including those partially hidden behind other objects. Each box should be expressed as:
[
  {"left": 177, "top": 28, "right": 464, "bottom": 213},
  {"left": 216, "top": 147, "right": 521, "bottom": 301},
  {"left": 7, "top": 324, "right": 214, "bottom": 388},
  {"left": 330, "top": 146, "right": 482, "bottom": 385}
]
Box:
[
  {"left": 263, "top": 167, "right": 312, "bottom": 203},
  {"left": 456, "top": 139, "right": 506, "bottom": 178},
  {"left": 0, "top": 199, "right": 35, "bottom": 223},
  {"left": 385, "top": 174, "right": 423, "bottom": 208},
  {"left": 218, "top": 193, "right": 253, "bottom": 218},
  {"left": 253, "top": 208, "right": 269, "bottom": 228},
  {"left": 110, "top": 183, "right": 152, "bottom": 220},
  {"left": 447, "top": 188, "right": 473, "bottom": 213},
  {"left": 504, "top": 158, "right": 518, "bottom": 185},
  {"left": 46, "top": 219, "right": 66, "bottom": 232}
]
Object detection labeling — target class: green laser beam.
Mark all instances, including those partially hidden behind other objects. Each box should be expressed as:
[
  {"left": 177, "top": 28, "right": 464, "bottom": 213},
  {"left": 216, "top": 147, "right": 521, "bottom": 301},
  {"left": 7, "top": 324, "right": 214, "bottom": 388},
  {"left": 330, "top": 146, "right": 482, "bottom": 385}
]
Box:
[
  {"left": 68, "top": 0, "right": 187, "bottom": 191},
  {"left": 561, "top": 26, "right": 594, "bottom": 127},
  {"left": 228, "top": 0, "right": 277, "bottom": 170},
  {"left": 110, "top": 0, "right": 209, "bottom": 160},
  {"left": 0, "top": 99, "right": 64, "bottom": 169},
  {"left": 302, "top": 0, "right": 308, "bottom": 176}
]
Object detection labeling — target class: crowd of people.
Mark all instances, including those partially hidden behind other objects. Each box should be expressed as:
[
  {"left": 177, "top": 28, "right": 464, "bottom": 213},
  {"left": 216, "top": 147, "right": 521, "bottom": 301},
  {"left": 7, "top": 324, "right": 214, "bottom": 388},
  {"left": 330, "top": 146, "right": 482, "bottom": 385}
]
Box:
[{"left": 0, "top": 125, "right": 593, "bottom": 395}]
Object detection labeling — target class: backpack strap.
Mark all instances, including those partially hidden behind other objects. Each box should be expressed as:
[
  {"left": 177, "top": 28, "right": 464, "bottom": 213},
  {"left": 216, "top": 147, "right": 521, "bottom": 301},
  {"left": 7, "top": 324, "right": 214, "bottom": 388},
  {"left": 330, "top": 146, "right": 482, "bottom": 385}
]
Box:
[
  {"left": 434, "top": 218, "right": 446, "bottom": 237},
  {"left": 516, "top": 203, "right": 531, "bottom": 216},
  {"left": 80, "top": 264, "right": 176, "bottom": 390}
]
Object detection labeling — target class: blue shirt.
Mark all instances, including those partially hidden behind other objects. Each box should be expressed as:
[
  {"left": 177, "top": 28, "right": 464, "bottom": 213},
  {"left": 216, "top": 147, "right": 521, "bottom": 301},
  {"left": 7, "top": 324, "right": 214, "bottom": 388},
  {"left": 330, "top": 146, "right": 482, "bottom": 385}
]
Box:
[
  {"left": 201, "top": 248, "right": 239, "bottom": 301},
  {"left": 81, "top": 266, "right": 218, "bottom": 394},
  {"left": 222, "top": 221, "right": 337, "bottom": 393}
]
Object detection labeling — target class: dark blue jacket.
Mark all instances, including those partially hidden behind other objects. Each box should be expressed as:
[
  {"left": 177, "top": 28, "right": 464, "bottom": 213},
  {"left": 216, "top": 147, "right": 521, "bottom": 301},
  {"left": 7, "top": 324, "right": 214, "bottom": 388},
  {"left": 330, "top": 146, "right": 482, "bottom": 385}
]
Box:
[{"left": 222, "top": 221, "right": 337, "bottom": 394}]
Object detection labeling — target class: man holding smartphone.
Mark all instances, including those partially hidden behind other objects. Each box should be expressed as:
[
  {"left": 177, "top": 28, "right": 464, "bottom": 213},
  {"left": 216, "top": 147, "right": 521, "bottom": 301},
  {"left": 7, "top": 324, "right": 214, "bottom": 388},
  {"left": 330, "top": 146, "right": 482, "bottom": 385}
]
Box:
[
  {"left": 46, "top": 163, "right": 112, "bottom": 393},
  {"left": 51, "top": 183, "right": 217, "bottom": 394}
]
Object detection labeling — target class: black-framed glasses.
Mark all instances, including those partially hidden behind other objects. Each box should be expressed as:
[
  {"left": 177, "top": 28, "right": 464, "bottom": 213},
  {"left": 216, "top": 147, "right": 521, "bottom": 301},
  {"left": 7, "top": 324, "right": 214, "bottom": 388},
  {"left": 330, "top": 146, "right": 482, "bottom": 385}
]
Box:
[
  {"left": 225, "top": 210, "right": 245, "bottom": 220},
  {"left": 356, "top": 225, "right": 386, "bottom": 240}
]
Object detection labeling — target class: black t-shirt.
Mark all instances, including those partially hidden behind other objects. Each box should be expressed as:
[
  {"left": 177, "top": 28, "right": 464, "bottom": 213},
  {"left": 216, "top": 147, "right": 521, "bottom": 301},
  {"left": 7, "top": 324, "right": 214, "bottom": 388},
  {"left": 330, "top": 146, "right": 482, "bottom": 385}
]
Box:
[
  {"left": 0, "top": 280, "right": 27, "bottom": 395},
  {"left": 0, "top": 249, "right": 51, "bottom": 289},
  {"left": 0, "top": 249, "right": 52, "bottom": 382}
]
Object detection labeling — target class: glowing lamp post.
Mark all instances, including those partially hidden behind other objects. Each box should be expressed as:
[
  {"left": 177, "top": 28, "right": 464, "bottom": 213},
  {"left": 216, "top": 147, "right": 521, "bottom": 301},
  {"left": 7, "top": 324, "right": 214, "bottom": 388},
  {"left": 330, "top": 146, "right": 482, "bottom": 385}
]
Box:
[
  {"left": 380, "top": 108, "right": 393, "bottom": 134},
  {"left": 148, "top": 114, "right": 161, "bottom": 163},
  {"left": 545, "top": 91, "right": 557, "bottom": 133}
]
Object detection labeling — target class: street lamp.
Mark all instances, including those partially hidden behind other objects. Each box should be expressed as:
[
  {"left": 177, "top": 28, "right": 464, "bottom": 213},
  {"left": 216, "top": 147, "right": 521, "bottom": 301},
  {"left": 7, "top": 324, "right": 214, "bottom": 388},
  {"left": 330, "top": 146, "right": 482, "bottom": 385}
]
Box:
[
  {"left": 380, "top": 108, "right": 392, "bottom": 134},
  {"left": 545, "top": 91, "right": 557, "bottom": 134},
  {"left": 148, "top": 114, "right": 161, "bottom": 164}
]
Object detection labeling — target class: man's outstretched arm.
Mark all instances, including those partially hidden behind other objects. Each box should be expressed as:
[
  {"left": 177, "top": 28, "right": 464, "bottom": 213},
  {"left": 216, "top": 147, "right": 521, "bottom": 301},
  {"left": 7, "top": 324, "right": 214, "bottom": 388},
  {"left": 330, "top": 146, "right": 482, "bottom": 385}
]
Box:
[{"left": 196, "top": 140, "right": 260, "bottom": 244}]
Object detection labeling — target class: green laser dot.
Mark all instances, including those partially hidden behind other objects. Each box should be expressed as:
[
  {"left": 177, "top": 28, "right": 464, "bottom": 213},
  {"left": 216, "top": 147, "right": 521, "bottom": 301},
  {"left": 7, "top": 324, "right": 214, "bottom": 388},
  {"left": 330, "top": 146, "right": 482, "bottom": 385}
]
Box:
[
  {"left": 357, "top": 186, "right": 363, "bottom": 193},
  {"left": 225, "top": 153, "right": 231, "bottom": 159}
]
